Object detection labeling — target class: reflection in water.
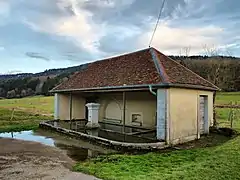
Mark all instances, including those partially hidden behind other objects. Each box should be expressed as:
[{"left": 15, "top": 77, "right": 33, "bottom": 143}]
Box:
[
  {"left": 88, "top": 149, "right": 100, "bottom": 158},
  {"left": 86, "top": 129, "right": 99, "bottom": 136},
  {"left": 0, "top": 130, "right": 113, "bottom": 161},
  {"left": 52, "top": 120, "right": 157, "bottom": 143},
  {"left": 0, "top": 131, "right": 55, "bottom": 146}
]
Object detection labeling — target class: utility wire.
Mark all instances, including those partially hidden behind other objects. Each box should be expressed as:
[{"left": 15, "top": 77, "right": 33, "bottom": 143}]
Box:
[{"left": 148, "top": 0, "right": 166, "bottom": 47}]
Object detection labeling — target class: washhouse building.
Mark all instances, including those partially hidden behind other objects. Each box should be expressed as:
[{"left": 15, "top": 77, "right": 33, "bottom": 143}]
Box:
[{"left": 51, "top": 47, "right": 219, "bottom": 145}]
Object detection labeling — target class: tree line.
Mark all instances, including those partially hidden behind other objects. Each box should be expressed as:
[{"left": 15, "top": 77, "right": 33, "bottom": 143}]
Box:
[{"left": 0, "top": 56, "right": 239, "bottom": 99}]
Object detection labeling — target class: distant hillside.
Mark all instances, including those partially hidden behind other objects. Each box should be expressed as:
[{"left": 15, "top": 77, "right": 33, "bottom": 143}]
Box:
[
  {"left": 0, "top": 56, "right": 239, "bottom": 99},
  {"left": 0, "top": 64, "right": 89, "bottom": 80},
  {"left": 0, "top": 63, "right": 89, "bottom": 98}
]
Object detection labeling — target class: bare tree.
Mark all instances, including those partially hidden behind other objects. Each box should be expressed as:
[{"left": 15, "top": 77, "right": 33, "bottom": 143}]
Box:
[
  {"left": 179, "top": 46, "right": 191, "bottom": 67},
  {"left": 202, "top": 44, "right": 232, "bottom": 127}
]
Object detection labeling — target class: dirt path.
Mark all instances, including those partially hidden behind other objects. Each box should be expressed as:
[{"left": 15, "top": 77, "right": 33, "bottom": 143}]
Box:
[{"left": 0, "top": 138, "right": 100, "bottom": 180}]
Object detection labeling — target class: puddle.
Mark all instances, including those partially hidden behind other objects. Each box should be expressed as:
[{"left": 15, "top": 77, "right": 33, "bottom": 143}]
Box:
[{"left": 0, "top": 130, "right": 115, "bottom": 161}]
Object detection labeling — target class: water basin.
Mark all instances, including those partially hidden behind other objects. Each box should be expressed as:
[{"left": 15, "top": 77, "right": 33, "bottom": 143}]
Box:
[{"left": 50, "top": 120, "right": 158, "bottom": 143}]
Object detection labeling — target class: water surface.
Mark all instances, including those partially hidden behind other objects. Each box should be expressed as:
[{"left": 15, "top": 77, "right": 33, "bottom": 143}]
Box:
[{"left": 0, "top": 130, "right": 115, "bottom": 161}]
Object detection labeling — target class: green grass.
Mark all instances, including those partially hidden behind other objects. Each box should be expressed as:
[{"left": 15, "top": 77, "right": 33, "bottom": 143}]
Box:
[
  {"left": 216, "top": 92, "right": 240, "bottom": 105},
  {"left": 74, "top": 92, "right": 240, "bottom": 180},
  {"left": 0, "top": 96, "right": 54, "bottom": 115},
  {"left": 74, "top": 136, "right": 240, "bottom": 180},
  {"left": 215, "top": 92, "right": 240, "bottom": 130},
  {"left": 0, "top": 108, "right": 51, "bottom": 132},
  {"left": 216, "top": 108, "right": 240, "bottom": 131}
]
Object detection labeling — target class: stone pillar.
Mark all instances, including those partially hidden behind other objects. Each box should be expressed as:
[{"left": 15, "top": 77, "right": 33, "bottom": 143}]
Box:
[
  {"left": 156, "top": 89, "right": 169, "bottom": 142},
  {"left": 85, "top": 103, "right": 100, "bottom": 129},
  {"left": 54, "top": 93, "right": 60, "bottom": 120}
]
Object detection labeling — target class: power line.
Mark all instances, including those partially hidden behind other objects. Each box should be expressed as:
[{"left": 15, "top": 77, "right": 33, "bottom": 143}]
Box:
[{"left": 148, "top": 0, "right": 166, "bottom": 47}]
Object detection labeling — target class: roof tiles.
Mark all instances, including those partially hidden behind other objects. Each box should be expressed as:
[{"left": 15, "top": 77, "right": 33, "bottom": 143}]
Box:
[{"left": 52, "top": 48, "right": 219, "bottom": 92}]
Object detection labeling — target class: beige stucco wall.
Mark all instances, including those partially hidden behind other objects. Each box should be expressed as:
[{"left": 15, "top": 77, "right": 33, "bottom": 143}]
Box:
[
  {"left": 57, "top": 91, "right": 156, "bottom": 124},
  {"left": 97, "top": 91, "right": 157, "bottom": 128},
  {"left": 72, "top": 94, "right": 86, "bottom": 120},
  {"left": 58, "top": 94, "right": 69, "bottom": 120},
  {"left": 58, "top": 93, "right": 85, "bottom": 120},
  {"left": 168, "top": 88, "right": 214, "bottom": 144}
]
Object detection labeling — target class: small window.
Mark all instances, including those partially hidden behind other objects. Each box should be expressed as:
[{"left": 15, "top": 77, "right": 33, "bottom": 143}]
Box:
[
  {"left": 132, "top": 114, "right": 142, "bottom": 122},
  {"left": 131, "top": 113, "right": 143, "bottom": 126}
]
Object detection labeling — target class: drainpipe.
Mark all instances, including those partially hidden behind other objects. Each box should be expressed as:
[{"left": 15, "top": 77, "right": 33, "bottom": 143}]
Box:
[
  {"left": 149, "top": 85, "right": 157, "bottom": 96},
  {"left": 149, "top": 85, "right": 158, "bottom": 132}
]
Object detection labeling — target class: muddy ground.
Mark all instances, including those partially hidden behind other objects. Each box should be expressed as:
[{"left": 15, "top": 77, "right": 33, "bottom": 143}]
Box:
[{"left": 0, "top": 138, "right": 99, "bottom": 180}]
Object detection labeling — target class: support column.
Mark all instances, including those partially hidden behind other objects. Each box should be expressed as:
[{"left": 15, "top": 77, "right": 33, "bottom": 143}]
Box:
[
  {"left": 122, "top": 91, "right": 126, "bottom": 134},
  {"left": 69, "top": 93, "right": 73, "bottom": 120},
  {"left": 157, "top": 89, "right": 169, "bottom": 142},
  {"left": 204, "top": 96, "right": 209, "bottom": 134},
  {"left": 86, "top": 103, "right": 100, "bottom": 129},
  {"left": 54, "top": 93, "right": 60, "bottom": 120},
  {"left": 69, "top": 93, "right": 73, "bottom": 129}
]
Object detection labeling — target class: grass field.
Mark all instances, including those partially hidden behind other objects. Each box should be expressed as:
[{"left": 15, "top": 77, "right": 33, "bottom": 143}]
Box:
[
  {"left": 216, "top": 92, "right": 240, "bottom": 105},
  {"left": 0, "top": 109, "right": 50, "bottom": 132},
  {"left": 0, "top": 96, "right": 54, "bottom": 116},
  {"left": 0, "top": 93, "right": 240, "bottom": 180},
  {"left": 0, "top": 96, "right": 53, "bottom": 132},
  {"left": 215, "top": 92, "right": 240, "bottom": 130},
  {"left": 74, "top": 136, "right": 240, "bottom": 180}
]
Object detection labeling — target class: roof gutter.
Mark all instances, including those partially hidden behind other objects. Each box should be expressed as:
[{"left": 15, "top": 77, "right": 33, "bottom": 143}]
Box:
[
  {"left": 50, "top": 83, "right": 219, "bottom": 93},
  {"left": 50, "top": 84, "right": 161, "bottom": 93}
]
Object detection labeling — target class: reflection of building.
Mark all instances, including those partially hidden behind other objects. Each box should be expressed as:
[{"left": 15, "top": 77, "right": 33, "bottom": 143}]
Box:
[
  {"left": 54, "top": 141, "right": 89, "bottom": 161},
  {"left": 53, "top": 141, "right": 102, "bottom": 161},
  {"left": 86, "top": 129, "right": 99, "bottom": 136},
  {"left": 87, "top": 149, "right": 99, "bottom": 158},
  {"left": 51, "top": 47, "right": 219, "bottom": 145}
]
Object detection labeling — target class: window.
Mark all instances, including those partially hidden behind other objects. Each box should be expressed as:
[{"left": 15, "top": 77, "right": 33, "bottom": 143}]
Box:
[
  {"left": 131, "top": 113, "right": 143, "bottom": 126},
  {"left": 132, "top": 114, "right": 141, "bottom": 122}
]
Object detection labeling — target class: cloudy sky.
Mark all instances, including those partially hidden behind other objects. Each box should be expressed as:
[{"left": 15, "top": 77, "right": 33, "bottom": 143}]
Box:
[{"left": 0, "top": 0, "right": 239, "bottom": 74}]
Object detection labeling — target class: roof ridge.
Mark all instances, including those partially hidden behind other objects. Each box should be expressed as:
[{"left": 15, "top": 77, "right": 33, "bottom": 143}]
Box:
[
  {"left": 154, "top": 48, "right": 220, "bottom": 90},
  {"left": 149, "top": 48, "right": 170, "bottom": 83},
  {"left": 89, "top": 48, "right": 151, "bottom": 65}
]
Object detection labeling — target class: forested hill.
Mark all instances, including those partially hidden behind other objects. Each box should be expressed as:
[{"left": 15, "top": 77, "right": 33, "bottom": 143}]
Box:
[
  {"left": 0, "top": 64, "right": 89, "bottom": 80},
  {"left": 0, "top": 55, "right": 239, "bottom": 99}
]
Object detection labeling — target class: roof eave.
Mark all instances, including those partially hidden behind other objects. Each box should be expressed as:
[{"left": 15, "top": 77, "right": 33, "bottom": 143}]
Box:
[{"left": 50, "top": 83, "right": 219, "bottom": 93}]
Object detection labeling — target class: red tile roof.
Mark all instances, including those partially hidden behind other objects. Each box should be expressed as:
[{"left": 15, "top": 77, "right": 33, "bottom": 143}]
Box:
[{"left": 52, "top": 48, "right": 219, "bottom": 92}]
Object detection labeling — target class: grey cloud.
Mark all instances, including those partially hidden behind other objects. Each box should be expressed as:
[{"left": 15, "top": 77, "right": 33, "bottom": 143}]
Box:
[
  {"left": 4, "top": 70, "right": 22, "bottom": 74},
  {"left": 98, "top": 30, "right": 142, "bottom": 54},
  {"left": 25, "top": 52, "right": 50, "bottom": 61},
  {"left": 10, "top": 0, "right": 65, "bottom": 18},
  {"left": 80, "top": 0, "right": 187, "bottom": 26},
  {"left": 1, "top": 0, "right": 240, "bottom": 68}
]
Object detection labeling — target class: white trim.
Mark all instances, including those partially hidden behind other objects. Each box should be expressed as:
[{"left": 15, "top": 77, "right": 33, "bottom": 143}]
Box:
[
  {"left": 199, "top": 95, "right": 209, "bottom": 135},
  {"left": 197, "top": 95, "right": 200, "bottom": 139},
  {"left": 54, "top": 93, "right": 59, "bottom": 120},
  {"left": 165, "top": 89, "right": 170, "bottom": 144},
  {"left": 204, "top": 96, "right": 209, "bottom": 134},
  {"left": 157, "top": 89, "right": 168, "bottom": 140}
]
